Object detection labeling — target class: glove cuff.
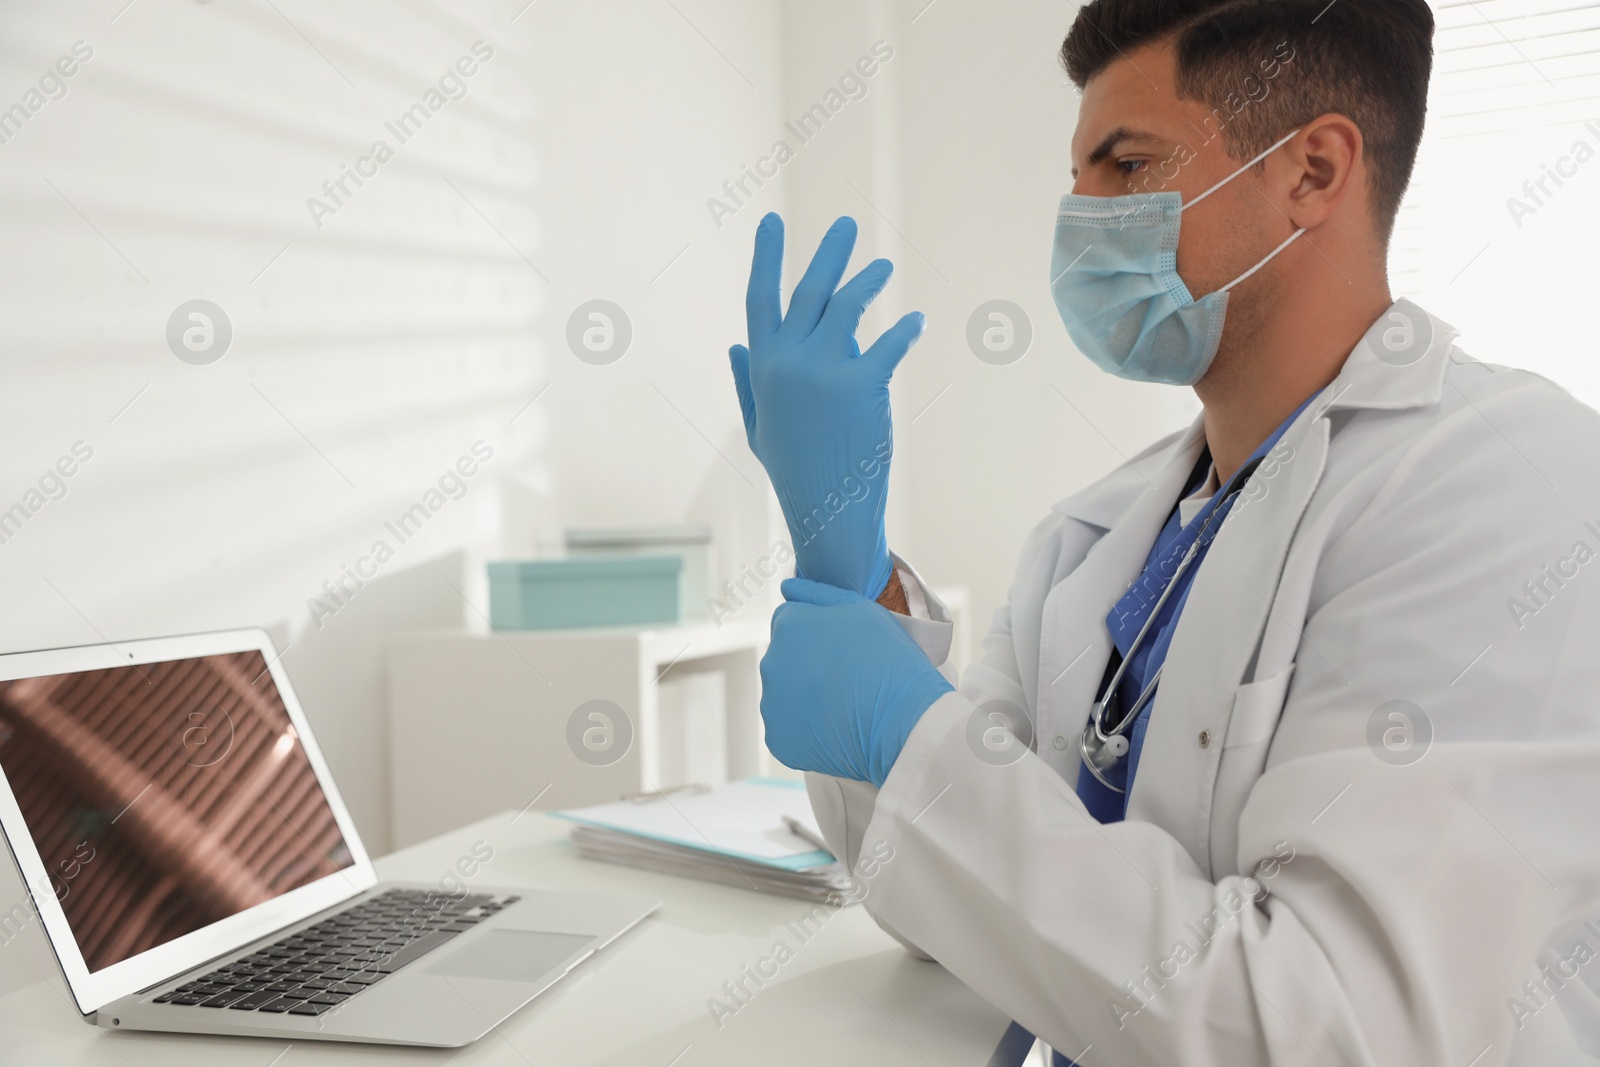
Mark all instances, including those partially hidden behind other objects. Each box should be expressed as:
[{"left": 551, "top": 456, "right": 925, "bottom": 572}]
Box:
[{"left": 792, "top": 544, "right": 895, "bottom": 602}]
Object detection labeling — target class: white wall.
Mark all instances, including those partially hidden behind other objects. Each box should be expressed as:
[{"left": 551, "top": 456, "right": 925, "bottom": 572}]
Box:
[
  {"left": 520, "top": 0, "right": 786, "bottom": 548},
  {"left": 0, "top": 0, "right": 790, "bottom": 856},
  {"left": 0, "top": 0, "right": 548, "bottom": 853}
]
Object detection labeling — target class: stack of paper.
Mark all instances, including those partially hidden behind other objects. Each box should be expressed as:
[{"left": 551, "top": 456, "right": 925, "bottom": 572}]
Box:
[{"left": 553, "top": 779, "right": 859, "bottom": 904}]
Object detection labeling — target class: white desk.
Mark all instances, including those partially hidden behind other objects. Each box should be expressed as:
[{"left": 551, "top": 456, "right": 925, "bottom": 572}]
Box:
[{"left": 0, "top": 809, "right": 1015, "bottom": 1066}]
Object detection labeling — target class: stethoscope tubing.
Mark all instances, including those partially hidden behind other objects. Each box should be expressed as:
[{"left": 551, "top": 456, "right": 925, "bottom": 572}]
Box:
[{"left": 1078, "top": 456, "right": 1265, "bottom": 793}]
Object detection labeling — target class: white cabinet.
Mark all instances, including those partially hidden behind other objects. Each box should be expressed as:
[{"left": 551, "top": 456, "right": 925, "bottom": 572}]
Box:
[{"left": 385, "top": 620, "right": 768, "bottom": 849}]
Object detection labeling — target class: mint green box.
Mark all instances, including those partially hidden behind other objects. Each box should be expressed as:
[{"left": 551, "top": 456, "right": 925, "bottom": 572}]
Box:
[{"left": 487, "top": 556, "right": 683, "bottom": 630}]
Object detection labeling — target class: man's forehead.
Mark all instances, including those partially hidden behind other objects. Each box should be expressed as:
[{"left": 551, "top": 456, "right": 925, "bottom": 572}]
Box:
[{"left": 1072, "top": 43, "right": 1185, "bottom": 157}]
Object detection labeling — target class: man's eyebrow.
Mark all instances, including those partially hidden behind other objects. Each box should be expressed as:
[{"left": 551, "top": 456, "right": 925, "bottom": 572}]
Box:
[{"left": 1085, "top": 126, "right": 1169, "bottom": 167}]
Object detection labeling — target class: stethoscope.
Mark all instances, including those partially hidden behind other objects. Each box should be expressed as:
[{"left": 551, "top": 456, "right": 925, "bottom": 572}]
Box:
[{"left": 1078, "top": 455, "right": 1265, "bottom": 794}]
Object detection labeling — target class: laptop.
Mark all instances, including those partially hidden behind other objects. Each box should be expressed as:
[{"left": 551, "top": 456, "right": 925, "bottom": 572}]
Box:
[{"left": 0, "top": 628, "right": 658, "bottom": 1047}]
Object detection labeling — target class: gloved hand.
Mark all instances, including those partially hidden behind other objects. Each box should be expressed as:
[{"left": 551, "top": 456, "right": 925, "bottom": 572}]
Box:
[
  {"left": 730, "top": 213, "right": 926, "bottom": 599},
  {"left": 760, "top": 578, "right": 954, "bottom": 788}
]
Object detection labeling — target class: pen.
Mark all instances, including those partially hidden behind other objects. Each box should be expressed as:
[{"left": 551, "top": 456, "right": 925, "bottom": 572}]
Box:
[
  {"left": 620, "top": 782, "right": 711, "bottom": 804},
  {"left": 781, "top": 815, "right": 831, "bottom": 853}
]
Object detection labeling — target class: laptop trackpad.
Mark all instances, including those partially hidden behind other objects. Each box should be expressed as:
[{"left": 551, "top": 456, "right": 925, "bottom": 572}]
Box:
[{"left": 424, "top": 930, "right": 596, "bottom": 982}]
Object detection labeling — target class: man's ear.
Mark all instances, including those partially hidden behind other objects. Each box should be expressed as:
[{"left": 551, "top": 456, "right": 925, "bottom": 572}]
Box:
[{"left": 1282, "top": 114, "right": 1364, "bottom": 231}]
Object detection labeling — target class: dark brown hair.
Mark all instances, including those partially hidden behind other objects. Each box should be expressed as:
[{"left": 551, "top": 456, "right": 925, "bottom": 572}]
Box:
[{"left": 1061, "top": 0, "right": 1434, "bottom": 240}]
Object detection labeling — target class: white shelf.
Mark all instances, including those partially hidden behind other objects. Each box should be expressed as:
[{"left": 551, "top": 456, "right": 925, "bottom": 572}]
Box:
[{"left": 385, "top": 620, "right": 769, "bottom": 849}]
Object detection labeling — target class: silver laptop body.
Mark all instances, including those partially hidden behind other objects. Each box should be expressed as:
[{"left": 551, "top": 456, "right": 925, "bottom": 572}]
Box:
[{"left": 0, "top": 628, "right": 657, "bottom": 1047}]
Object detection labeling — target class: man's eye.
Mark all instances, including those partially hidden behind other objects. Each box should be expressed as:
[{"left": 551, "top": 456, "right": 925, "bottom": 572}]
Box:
[{"left": 1117, "top": 159, "right": 1147, "bottom": 175}]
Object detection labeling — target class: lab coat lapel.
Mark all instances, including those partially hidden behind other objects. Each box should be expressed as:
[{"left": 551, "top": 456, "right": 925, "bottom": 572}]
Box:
[
  {"left": 1123, "top": 299, "right": 1455, "bottom": 876},
  {"left": 1124, "top": 402, "right": 1331, "bottom": 878},
  {"left": 1033, "top": 423, "right": 1207, "bottom": 781}
]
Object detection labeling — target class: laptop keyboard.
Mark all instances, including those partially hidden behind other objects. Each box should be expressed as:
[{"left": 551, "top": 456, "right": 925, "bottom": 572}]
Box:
[{"left": 151, "top": 888, "right": 521, "bottom": 1016}]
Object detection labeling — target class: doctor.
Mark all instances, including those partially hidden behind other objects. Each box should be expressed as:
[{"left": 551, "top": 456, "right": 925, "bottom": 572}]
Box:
[{"left": 729, "top": 0, "right": 1600, "bottom": 1064}]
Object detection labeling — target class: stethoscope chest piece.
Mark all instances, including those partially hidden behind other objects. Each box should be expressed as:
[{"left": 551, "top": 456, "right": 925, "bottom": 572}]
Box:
[{"left": 1078, "top": 699, "right": 1135, "bottom": 793}]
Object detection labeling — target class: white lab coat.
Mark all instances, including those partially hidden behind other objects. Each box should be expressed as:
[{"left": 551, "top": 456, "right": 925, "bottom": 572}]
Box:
[{"left": 806, "top": 300, "right": 1600, "bottom": 1066}]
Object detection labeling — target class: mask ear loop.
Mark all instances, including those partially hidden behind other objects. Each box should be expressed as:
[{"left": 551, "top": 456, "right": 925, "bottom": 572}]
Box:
[
  {"left": 1179, "top": 127, "right": 1308, "bottom": 293},
  {"left": 1181, "top": 127, "right": 1303, "bottom": 213},
  {"left": 1219, "top": 228, "right": 1306, "bottom": 292}
]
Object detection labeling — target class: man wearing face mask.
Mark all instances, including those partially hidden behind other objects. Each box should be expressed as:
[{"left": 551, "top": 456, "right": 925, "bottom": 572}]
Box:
[{"left": 730, "top": 1, "right": 1600, "bottom": 1064}]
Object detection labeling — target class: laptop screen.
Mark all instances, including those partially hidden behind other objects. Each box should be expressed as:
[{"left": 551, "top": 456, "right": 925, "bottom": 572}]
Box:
[{"left": 0, "top": 650, "right": 355, "bottom": 973}]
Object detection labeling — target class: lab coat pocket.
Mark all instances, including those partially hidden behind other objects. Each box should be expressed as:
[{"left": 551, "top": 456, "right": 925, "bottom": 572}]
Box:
[{"left": 1223, "top": 663, "right": 1296, "bottom": 750}]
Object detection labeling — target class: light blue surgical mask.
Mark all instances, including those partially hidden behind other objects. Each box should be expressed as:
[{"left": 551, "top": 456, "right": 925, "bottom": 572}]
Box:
[{"left": 1051, "top": 129, "right": 1304, "bottom": 386}]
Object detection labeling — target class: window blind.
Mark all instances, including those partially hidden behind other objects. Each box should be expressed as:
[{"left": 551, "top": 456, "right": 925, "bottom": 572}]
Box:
[{"left": 1390, "top": 0, "right": 1600, "bottom": 407}]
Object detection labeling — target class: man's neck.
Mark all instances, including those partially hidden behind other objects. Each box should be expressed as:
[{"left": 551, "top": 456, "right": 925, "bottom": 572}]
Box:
[{"left": 1197, "top": 275, "right": 1394, "bottom": 484}]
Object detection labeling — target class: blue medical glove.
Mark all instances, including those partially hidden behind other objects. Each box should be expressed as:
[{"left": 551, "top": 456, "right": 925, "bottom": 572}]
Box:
[
  {"left": 760, "top": 578, "right": 953, "bottom": 788},
  {"left": 729, "top": 213, "right": 926, "bottom": 599}
]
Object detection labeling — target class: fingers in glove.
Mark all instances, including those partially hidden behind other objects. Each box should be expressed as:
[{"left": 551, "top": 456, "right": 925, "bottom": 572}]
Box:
[
  {"left": 822, "top": 258, "right": 895, "bottom": 344},
  {"left": 727, "top": 344, "right": 757, "bottom": 441},
  {"left": 784, "top": 217, "right": 858, "bottom": 338},
  {"left": 746, "top": 213, "right": 785, "bottom": 342},
  {"left": 863, "top": 311, "right": 928, "bottom": 375},
  {"left": 781, "top": 577, "right": 866, "bottom": 607}
]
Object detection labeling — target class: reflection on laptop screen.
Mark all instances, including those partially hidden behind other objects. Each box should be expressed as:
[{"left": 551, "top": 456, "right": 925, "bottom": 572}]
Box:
[{"left": 0, "top": 650, "right": 354, "bottom": 972}]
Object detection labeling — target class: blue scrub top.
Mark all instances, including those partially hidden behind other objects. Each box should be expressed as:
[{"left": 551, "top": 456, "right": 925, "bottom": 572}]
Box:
[{"left": 1075, "top": 393, "right": 1318, "bottom": 825}]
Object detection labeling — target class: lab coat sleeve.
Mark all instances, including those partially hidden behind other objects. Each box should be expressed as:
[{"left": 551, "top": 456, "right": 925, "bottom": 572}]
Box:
[
  {"left": 806, "top": 519, "right": 1067, "bottom": 961},
  {"left": 804, "top": 773, "right": 936, "bottom": 961},
  {"left": 838, "top": 379, "right": 1600, "bottom": 1066}
]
